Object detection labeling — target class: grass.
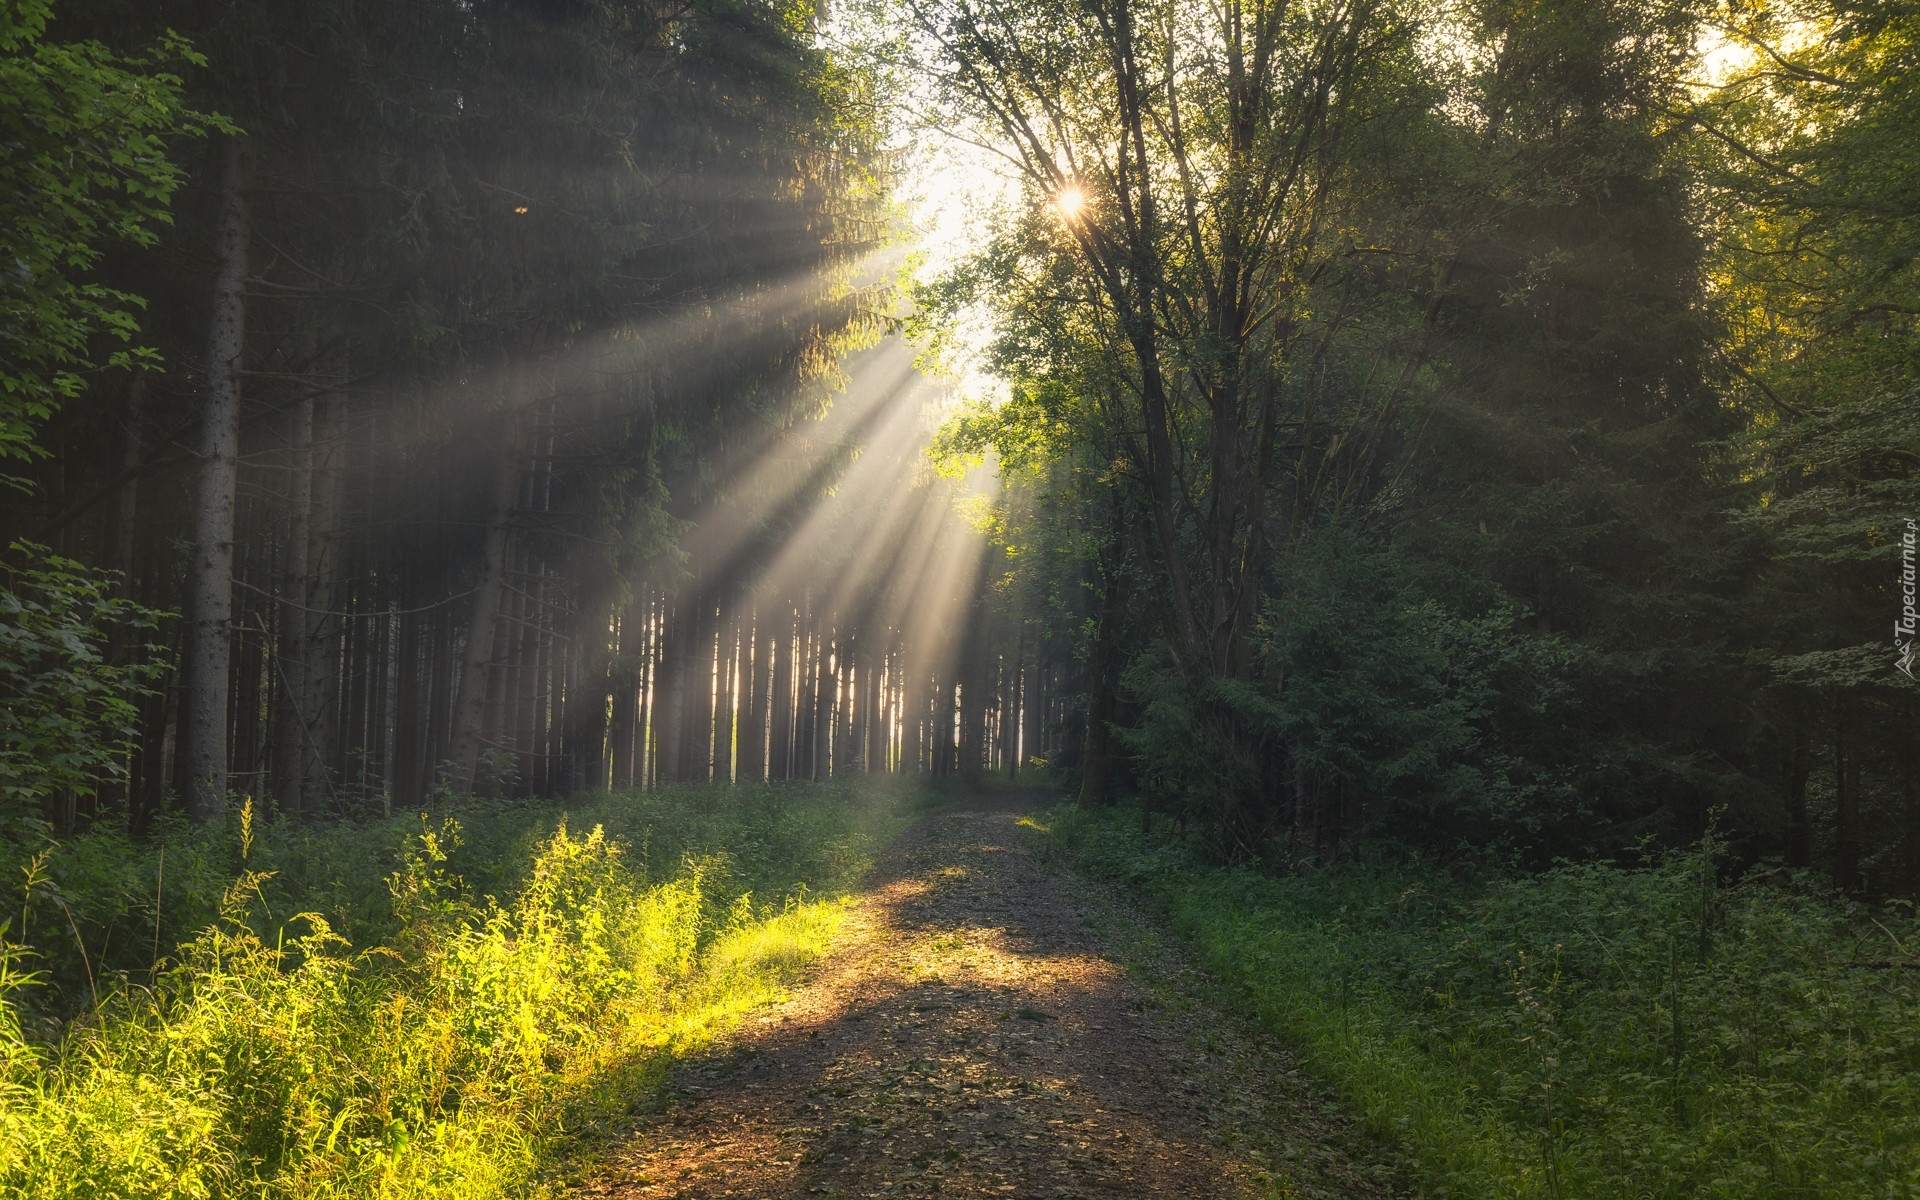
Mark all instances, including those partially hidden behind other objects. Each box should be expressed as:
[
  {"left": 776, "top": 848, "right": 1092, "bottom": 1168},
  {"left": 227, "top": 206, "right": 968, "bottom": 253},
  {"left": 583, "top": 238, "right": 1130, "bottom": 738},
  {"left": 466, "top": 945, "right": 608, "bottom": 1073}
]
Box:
[
  {"left": 0, "top": 780, "right": 919, "bottom": 1198},
  {"left": 1040, "top": 804, "right": 1920, "bottom": 1200}
]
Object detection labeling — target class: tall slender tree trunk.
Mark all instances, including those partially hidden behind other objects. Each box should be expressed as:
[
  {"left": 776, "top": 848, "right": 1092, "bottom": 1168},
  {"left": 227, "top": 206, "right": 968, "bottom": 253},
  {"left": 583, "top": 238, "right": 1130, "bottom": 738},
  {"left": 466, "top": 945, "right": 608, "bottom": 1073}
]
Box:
[
  {"left": 610, "top": 598, "right": 643, "bottom": 789},
  {"left": 445, "top": 410, "right": 527, "bottom": 794},
  {"left": 909, "top": 667, "right": 929, "bottom": 775},
  {"left": 1079, "top": 552, "right": 1129, "bottom": 807},
  {"left": 272, "top": 384, "right": 316, "bottom": 817},
  {"left": 1023, "top": 657, "right": 1041, "bottom": 776},
  {"left": 835, "top": 644, "right": 853, "bottom": 774},
  {"left": 114, "top": 372, "right": 145, "bottom": 590},
  {"left": 498, "top": 548, "right": 532, "bottom": 791},
  {"left": 1786, "top": 719, "right": 1812, "bottom": 870},
  {"left": 812, "top": 627, "right": 833, "bottom": 780},
  {"left": 640, "top": 595, "right": 660, "bottom": 787},
  {"left": 958, "top": 618, "right": 986, "bottom": 785},
  {"left": 770, "top": 608, "right": 794, "bottom": 781},
  {"left": 934, "top": 673, "right": 956, "bottom": 777},
  {"left": 742, "top": 617, "right": 767, "bottom": 783},
  {"left": 718, "top": 611, "right": 740, "bottom": 783},
  {"left": 1003, "top": 644, "right": 1020, "bottom": 777},
  {"left": 790, "top": 623, "right": 808, "bottom": 779},
  {"left": 701, "top": 598, "right": 723, "bottom": 781},
  {"left": 681, "top": 594, "right": 716, "bottom": 782},
  {"left": 183, "top": 136, "right": 252, "bottom": 821},
  {"left": 860, "top": 638, "right": 879, "bottom": 773},
  {"left": 300, "top": 396, "right": 341, "bottom": 811},
  {"left": 565, "top": 590, "right": 615, "bottom": 793},
  {"left": 107, "top": 371, "right": 147, "bottom": 817}
]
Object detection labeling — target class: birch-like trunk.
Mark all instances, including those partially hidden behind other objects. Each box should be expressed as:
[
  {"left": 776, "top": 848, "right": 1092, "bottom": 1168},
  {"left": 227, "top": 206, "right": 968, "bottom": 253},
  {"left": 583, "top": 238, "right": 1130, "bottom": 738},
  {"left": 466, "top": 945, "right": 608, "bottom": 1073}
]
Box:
[
  {"left": 183, "top": 137, "right": 251, "bottom": 821},
  {"left": 769, "top": 607, "right": 794, "bottom": 780}
]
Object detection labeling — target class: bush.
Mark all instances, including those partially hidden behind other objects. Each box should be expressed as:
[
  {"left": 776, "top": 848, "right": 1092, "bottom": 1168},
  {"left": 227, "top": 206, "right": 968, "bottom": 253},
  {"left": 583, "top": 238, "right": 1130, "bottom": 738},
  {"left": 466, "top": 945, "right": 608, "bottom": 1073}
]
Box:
[{"left": 0, "top": 542, "right": 168, "bottom": 842}]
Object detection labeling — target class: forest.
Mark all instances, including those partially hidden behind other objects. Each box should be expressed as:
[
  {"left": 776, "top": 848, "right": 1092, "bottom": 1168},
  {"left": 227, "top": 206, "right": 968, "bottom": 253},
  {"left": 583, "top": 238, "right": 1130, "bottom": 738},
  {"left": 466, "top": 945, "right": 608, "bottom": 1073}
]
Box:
[{"left": 0, "top": 0, "right": 1915, "bottom": 1195}]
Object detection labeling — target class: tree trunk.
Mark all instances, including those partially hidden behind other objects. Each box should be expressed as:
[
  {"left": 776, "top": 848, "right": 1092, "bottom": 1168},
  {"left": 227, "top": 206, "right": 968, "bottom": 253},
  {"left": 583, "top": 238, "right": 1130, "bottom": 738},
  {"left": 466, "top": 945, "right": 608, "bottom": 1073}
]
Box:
[
  {"left": 811, "top": 626, "right": 833, "bottom": 780},
  {"left": 717, "top": 611, "right": 740, "bottom": 783},
  {"left": 912, "top": 667, "right": 929, "bottom": 775},
  {"left": 1023, "top": 657, "right": 1041, "bottom": 775},
  {"left": 959, "top": 617, "right": 986, "bottom": 785},
  {"left": 445, "top": 411, "right": 526, "bottom": 795},
  {"left": 769, "top": 609, "right": 793, "bottom": 781},
  {"left": 300, "top": 396, "right": 341, "bottom": 811},
  {"left": 565, "top": 591, "right": 615, "bottom": 793},
  {"left": 1786, "top": 718, "right": 1812, "bottom": 870},
  {"left": 105, "top": 371, "right": 147, "bottom": 818},
  {"left": 665, "top": 600, "right": 693, "bottom": 782},
  {"left": 934, "top": 673, "right": 955, "bottom": 777},
  {"left": 1079, "top": 553, "right": 1128, "bottom": 807},
  {"left": 182, "top": 136, "right": 252, "bottom": 821},
  {"left": 683, "top": 594, "right": 716, "bottom": 782},
  {"left": 860, "top": 638, "right": 880, "bottom": 773},
  {"left": 640, "top": 594, "right": 660, "bottom": 787},
  {"left": 835, "top": 643, "right": 853, "bottom": 774},
  {"left": 742, "top": 616, "right": 768, "bottom": 783},
  {"left": 272, "top": 384, "right": 316, "bottom": 817},
  {"left": 113, "top": 372, "right": 145, "bottom": 590},
  {"left": 610, "top": 598, "right": 643, "bottom": 789}
]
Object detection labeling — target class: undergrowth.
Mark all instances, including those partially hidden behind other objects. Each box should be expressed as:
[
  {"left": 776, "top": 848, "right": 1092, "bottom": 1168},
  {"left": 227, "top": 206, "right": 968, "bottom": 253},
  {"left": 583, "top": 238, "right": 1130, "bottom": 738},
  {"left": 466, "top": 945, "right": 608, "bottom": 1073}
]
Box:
[
  {"left": 1041, "top": 804, "right": 1920, "bottom": 1200},
  {"left": 0, "top": 780, "right": 915, "bottom": 1197}
]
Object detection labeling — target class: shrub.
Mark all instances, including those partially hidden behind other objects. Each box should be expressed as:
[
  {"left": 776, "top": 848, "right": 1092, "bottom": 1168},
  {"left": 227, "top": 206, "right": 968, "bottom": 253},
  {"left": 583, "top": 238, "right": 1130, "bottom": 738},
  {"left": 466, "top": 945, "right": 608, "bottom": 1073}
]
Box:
[
  {"left": 1046, "top": 804, "right": 1920, "bottom": 1199},
  {"left": 0, "top": 781, "right": 910, "bottom": 1198}
]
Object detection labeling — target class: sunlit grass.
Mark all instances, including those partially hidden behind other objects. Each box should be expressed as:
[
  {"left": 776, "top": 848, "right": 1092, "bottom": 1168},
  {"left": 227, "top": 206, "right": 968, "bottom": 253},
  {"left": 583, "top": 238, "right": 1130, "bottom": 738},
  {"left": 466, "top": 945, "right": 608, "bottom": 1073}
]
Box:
[{"left": 0, "top": 782, "right": 914, "bottom": 1198}]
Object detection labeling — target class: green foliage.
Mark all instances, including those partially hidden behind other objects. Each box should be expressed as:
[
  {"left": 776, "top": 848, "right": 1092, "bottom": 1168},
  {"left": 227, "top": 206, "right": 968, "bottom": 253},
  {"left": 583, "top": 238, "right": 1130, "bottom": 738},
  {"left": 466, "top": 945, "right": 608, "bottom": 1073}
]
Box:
[
  {"left": 1706, "top": 0, "right": 1920, "bottom": 685},
  {"left": 0, "top": 0, "right": 214, "bottom": 463},
  {"left": 1047, "top": 804, "right": 1920, "bottom": 1199},
  {"left": 1, "top": 780, "right": 907, "bottom": 1021},
  {"left": 0, "top": 780, "right": 910, "bottom": 1197},
  {"left": 0, "top": 542, "right": 167, "bottom": 843},
  {"left": 1116, "top": 529, "right": 1600, "bottom": 861},
  {"left": 913, "top": 0, "right": 1771, "bottom": 865}
]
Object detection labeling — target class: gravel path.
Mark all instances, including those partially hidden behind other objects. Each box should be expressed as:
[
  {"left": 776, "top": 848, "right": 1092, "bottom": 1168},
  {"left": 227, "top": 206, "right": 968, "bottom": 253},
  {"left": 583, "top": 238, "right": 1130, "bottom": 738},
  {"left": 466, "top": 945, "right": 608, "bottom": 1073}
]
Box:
[{"left": 573, "top": 801, "right": 1404, "bottom": 1200}]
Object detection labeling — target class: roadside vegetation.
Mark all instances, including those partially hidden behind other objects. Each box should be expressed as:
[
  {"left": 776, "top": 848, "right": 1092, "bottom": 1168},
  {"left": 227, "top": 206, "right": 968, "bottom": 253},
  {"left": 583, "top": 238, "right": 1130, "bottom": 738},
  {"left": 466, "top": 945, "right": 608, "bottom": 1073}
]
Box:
[
  {"left": 1042, "top": 805, "right": 1920, "bottom": 1200},
  {"left": 0, "top": 782, "right": 914, "bottom": 1198}
]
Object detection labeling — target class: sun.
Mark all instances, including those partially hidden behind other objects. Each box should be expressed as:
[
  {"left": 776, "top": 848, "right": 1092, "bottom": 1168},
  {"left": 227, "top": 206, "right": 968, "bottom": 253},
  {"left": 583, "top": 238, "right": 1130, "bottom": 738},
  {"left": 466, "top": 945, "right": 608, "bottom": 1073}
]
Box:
[{"left": 1054, "top": 184, "right": 1085, "bottom": 220}]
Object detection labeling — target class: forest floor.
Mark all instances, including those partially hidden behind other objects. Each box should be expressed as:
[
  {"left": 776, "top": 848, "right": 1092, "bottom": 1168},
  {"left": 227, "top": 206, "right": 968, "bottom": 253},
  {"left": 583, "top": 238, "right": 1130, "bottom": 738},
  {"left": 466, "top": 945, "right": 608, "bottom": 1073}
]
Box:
[{"left": 566, "top": 793, "right": 1407, "bottom": 1200}]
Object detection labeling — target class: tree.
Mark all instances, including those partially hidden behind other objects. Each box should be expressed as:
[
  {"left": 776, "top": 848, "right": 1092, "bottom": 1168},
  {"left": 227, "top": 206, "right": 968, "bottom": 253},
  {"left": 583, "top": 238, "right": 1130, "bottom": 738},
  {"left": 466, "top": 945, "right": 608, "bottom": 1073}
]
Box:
[
  {"left": 6, "top": 0, "right": 901, "bottom": 823},
  {"left": 1703, "top": 0, "right": 1920, "bottom": 891},
  {"left": 0, "top": 0, "right": 201, "bottom": 834},
  {"left": 0, "top": 0, "right": 209, "bottom": 466},
  {"left": 0, "top": 543, "right": 165, "bottom": 839},
  {"left": 892, "top": 0, "right": 1429, "bottom": 678},
  {"left": 913, "top": 0, "right": 1775, "bottom": 863},
  {"left": 180, "top": 134, "right": 248, "bottom": 820}
]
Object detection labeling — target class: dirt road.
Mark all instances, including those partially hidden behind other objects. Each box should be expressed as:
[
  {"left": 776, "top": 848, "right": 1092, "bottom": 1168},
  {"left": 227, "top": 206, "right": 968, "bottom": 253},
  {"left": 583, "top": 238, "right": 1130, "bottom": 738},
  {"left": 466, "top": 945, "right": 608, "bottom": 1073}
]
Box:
[{"left": 573, "top": 802, "right": 1402, "bottom": 1200}]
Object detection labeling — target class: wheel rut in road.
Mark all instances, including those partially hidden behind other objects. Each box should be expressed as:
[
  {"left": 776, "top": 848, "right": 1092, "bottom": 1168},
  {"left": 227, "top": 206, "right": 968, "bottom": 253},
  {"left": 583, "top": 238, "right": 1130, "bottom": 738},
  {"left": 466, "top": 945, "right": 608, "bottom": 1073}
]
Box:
[{"left": 574, "top": 803, "right": 1402, "bottom": 1200}]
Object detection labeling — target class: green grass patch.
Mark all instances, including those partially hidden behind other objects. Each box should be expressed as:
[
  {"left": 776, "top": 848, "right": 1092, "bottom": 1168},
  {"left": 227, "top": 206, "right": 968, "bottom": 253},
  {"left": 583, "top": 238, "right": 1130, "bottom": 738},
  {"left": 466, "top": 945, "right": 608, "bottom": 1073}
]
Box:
[
  {"left": 1040, "top": 804, "right": 1920, "bottom": 1200},
  {"left": 0, "top": 780, "right": 920, "bottom": 1197}
]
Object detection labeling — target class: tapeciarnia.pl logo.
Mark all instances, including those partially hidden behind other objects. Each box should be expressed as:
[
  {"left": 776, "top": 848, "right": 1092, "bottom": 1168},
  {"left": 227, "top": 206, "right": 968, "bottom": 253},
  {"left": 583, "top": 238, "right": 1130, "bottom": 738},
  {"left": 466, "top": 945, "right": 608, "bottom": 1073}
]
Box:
[{"left": 1900, "top": 517, "right": 1918, "bottom": 680}]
